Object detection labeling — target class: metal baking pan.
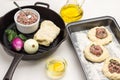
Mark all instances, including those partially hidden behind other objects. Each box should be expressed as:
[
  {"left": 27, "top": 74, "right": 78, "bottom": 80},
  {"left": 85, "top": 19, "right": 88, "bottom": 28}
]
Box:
[{"left": 66, "top": 16, "right": 120, "bottom": 80}]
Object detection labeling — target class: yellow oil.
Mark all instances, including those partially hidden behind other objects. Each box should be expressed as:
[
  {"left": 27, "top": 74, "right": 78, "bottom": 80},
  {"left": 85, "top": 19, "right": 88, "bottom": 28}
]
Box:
[
  {"left": 46, "top": 59, "right": 66, "bottom": 79},
  {"left": 60, "top": 4, "right": 83, "bottom": 23}
]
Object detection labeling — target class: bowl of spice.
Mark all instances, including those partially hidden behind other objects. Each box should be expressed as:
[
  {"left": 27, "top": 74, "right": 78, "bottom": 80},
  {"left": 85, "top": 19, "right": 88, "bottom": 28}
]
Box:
[{"left": 14, "top": 8, "right": 40, "bottom": 34}]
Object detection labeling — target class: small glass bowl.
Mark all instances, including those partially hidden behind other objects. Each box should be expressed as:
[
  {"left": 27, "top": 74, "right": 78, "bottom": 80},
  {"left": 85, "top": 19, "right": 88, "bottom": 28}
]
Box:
[{"left": 45, "top": 57, "right": 67, "bottom": 79}]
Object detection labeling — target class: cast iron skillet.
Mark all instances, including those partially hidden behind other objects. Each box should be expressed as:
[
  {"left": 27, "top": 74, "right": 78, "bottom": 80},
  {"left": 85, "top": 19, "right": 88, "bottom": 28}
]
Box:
[{"left": 0, "top": 2, "right": 67, "bottom": 80}]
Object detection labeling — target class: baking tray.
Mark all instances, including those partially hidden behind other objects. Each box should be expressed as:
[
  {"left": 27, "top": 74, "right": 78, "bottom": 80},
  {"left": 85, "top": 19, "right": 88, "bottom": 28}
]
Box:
[{"left": 66, "top": 16, "right": 120, "bottom": 80}]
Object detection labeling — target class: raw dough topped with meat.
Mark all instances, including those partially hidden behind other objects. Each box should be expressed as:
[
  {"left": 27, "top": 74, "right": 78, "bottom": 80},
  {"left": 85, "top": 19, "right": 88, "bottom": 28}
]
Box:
[
  {"left": 83, "top": 43, "right": 109, "bottom": 62},
  {"left": 102, "top": 57, "right": 120, "bottom": 80},
  {"left": 88, "top": 26, "right": 112, "bottom": 45}
]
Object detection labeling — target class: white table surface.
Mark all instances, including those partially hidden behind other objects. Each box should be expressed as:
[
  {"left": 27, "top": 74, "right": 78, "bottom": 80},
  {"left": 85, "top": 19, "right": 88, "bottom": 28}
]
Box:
[{"left": 0, "top": 0, "right": 120, "bottom": 80}]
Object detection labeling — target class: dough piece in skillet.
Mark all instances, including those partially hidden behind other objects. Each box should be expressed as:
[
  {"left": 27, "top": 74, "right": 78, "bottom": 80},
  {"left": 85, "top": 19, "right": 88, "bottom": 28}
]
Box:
[
  {"left": 88, "top": 26, "right": 112, "bottom": 45},
  {"left": 102, "top": 57, "right": 120, "bottom": 80},
  {"left": 34, "top": 20, "right": 60, "bottom": 46},
  {"left": 83, "top": 43, "right": 109, "bottom": 62}
]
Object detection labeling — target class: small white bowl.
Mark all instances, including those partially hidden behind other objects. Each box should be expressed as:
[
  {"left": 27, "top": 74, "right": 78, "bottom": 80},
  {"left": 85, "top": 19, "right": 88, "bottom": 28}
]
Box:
[{"left": 14, "top": 8, "right": 40, "bottom": 34}]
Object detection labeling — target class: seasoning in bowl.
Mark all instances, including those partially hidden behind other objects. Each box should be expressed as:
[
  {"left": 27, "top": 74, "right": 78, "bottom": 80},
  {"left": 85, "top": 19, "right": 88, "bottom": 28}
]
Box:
[{"left": 14, "top": 8, "right": 40, "bottom": 34}]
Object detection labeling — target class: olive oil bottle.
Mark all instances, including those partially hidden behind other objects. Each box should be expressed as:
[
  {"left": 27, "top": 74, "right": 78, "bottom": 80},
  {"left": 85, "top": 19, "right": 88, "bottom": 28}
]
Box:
[{"left": 60, "top": 0, "right": 85, "bottom": 23}]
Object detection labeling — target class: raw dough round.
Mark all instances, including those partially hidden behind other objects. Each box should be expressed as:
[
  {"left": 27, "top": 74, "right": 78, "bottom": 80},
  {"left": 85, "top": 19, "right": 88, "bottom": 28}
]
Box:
[
  {"left": 102, "top": 57, "right": 120, "bottom": 80},
  {"left": 88, "top": 26, "right": 112, "bottom": 45},
  {"left": 83, "top": 43, "right": 109, "bottom": 62}
]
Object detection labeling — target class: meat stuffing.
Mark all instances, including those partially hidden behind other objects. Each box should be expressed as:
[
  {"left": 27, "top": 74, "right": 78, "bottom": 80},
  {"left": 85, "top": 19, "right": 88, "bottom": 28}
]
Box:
[
  {"left": 90, "top": 44, "right": 103, "bottom": 56},
  {"left": 96, "top": 28, "right": 108, "bottom": 39},
  {"left": 17, "top": 10, "right": 38, "bottom": 25},
  {"left": 108, "top": 59, "right": 120, "bottom": 73}
]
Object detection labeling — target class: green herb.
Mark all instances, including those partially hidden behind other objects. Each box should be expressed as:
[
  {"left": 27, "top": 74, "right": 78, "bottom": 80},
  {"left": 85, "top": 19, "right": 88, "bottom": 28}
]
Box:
[
  {"left": 5, "top": 29, "right": 14, "bottom": 35},
  {"left": 8, "top": 34, "right": 14, "bottom": 42},
  {"left": 18, "top": 34, "right": 27, "bottom": 41},
  {"left": 5, "top": 29, "right": 17, "bottom": 42},
  {"left": 5, "top": 29, "right": 27, "bottom": 42}
]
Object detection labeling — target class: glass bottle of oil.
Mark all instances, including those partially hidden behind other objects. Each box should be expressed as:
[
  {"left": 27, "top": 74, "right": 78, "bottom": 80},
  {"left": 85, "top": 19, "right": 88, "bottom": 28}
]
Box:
[{"left": 60, "top": 0, "right": 85, "bottom": 23}]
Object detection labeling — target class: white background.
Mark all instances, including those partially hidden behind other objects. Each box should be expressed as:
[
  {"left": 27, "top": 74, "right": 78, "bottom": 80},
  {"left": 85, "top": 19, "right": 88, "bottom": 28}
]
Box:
[{"left": 0, "top": 0, "right": 120, "bottom": 80}]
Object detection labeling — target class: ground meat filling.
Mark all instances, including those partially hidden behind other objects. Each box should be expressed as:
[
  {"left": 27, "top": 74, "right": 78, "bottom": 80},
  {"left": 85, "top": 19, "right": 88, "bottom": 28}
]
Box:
[
  {"left": 90, "top": 44, "right": 103, "bottom": 56},
  {"left": 108, "top": 59, "right": 120, "bottom": 73},
  {"left": 96, "top": 28, "right": 108, "bottom": 39},
  {"left": 17, "top": 11, "right": 38, "bottom": 25}
]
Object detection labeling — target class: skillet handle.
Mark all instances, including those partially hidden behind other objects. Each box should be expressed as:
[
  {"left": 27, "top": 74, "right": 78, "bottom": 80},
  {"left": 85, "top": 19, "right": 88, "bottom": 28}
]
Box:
[
  {"left": 0, "top": 17, "right": 2, "bottom": 26},
  {"left": 34, "top": 2, "right": 49, "bottom": 8},
  {"left": 3, "top": 54, "right": 24, "bottom": 80}
]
